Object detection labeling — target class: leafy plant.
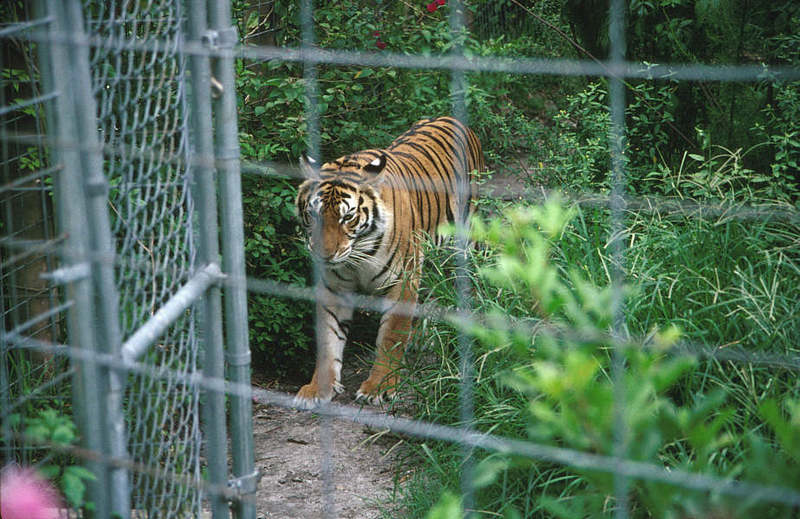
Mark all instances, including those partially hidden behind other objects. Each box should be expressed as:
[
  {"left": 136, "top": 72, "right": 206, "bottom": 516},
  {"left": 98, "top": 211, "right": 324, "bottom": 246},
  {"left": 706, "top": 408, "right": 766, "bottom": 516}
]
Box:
[
  {"left": 233, "top": 0, "right": 565, "bottom": 375},
  {"left": 8, "top": 408, "right": 96, "bottom": 510},
  {"left": 410, "top": 197, "right": 799, "bottom": 518}
]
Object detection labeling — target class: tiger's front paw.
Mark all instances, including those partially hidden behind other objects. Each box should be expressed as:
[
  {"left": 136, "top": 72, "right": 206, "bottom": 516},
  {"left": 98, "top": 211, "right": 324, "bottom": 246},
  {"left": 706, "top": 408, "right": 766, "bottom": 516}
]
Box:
[
  {"left": 293, "top": 380, "right": 343, "bottom": 410},
  {"left": 355, "top": 376, "right": 397, "bottom": 406}
]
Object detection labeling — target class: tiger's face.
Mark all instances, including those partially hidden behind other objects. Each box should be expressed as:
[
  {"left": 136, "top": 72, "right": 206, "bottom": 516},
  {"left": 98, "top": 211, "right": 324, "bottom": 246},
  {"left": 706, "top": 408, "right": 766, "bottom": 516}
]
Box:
[{"left": 295, "top": 154, "right": 386, "bottom": 266}]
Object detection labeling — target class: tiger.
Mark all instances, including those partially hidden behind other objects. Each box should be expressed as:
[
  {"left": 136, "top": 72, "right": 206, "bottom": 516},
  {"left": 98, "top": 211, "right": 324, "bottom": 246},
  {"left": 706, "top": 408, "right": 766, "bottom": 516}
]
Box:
[{"left": 294, "top": 116, "right": 484, "bottom": 407}]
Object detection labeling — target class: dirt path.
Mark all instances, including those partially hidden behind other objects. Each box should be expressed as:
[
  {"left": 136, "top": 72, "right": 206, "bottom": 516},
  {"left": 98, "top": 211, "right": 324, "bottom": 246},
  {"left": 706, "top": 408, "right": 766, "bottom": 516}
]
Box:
[{"left": 252, "top": 358, "right": 403, "bottom": 519}]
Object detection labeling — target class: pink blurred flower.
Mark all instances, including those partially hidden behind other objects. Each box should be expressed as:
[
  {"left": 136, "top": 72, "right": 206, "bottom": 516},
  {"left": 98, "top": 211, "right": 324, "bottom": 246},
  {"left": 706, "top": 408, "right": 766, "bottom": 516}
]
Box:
[
  {"left": 426, "top": 2, "right": 438, "bottom": 12},
  {"left": 376, "top": 40, "right": 387, "bottom": 50},
  {"left": 0, "top": 466, "right": 62, "bottom": 519},
  {"left": 372, "top": 30, "right": 381, "bottom": 37},
  {"left": 437, "top": 0, "right": 446, "bottom": 5}
]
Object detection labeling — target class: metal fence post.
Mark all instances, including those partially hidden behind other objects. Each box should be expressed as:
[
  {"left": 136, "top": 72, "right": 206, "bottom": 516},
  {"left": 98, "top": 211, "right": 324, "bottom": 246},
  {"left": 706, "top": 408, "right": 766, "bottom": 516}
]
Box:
[
  {"left": 60, "top": 1, "right": 131, "bottom": 516},
  {"left": 37, "top": 1, "right": 110, "bottom": 516},
  {"left": 208, "top": 1, "right": 257, "bottom": 518},
  {"left": 608, "top": 0, "right": 630, "bottom": 517},
  {"left": 187, "top": 1, "right": 230, "bottom": 517}
]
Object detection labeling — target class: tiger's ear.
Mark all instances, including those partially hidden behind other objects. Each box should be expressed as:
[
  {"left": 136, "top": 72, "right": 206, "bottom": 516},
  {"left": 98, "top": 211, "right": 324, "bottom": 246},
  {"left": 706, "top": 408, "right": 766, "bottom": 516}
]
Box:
[
  {"left": 299, "top": 154, "right": 320, "bottom": 180},
  {"left": 363, "top": 153, "right": 387, "bottom": 176}
]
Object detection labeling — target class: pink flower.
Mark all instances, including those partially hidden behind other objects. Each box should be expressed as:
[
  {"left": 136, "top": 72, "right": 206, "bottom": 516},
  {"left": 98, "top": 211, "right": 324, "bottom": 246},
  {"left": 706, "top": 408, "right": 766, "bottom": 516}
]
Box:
[
  {"left": 0, "top": 466, "right": 62, "bottom": 519},
  {"left": 426, "top": 2, "right": 438, "bottom": 12},
  {"left": 373, "top": 30, "right": 380, "bottom": 37},
  {"left": 437, "top": 0, "right": 446, "bottom": 5},
  {"left": 376, "top": 40, "right": 387, "bottom": 50}
]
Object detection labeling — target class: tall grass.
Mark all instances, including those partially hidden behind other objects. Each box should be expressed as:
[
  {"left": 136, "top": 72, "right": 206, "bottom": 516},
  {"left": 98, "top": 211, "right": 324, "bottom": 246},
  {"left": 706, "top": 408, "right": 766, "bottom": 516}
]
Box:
[{"left": 384, "top": 174, "right": 800, "bottom": 517}]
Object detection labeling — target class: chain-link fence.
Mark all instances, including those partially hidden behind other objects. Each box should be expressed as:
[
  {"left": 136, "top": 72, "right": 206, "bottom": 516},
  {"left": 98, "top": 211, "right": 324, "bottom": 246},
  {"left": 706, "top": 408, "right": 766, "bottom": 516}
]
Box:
[
  {"left": 2, "top": 0, "right": 800, "bottom": 518},
  {"left": 2, "top": 0, "right": 253, "bottom": 517}
]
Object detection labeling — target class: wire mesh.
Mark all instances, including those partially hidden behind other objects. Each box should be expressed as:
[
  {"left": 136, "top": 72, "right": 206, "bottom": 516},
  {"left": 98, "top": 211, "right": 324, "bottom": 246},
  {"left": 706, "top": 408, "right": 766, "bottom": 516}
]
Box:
[
  {"left": 0, "top": 0, "right": 72, "bottom": 475},
  {"left": 81, "top": 0, "right": 203, "bottom": 516},
  {"left": 234, "top": 1, "right": 800, "bottom": 518}
]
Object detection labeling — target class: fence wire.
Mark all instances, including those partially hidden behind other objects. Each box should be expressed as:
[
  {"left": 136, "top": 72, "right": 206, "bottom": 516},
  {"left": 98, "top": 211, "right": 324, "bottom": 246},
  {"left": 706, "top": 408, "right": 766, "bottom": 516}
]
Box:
[
  {"left": 1, "top": 1, "right": 799, "bottom": 519},
  {"left": 86, "top": 1, "right": 204, "bottom": 516},
  {"left": 1, "top": 0, "right": 69, "bottom": 477}
]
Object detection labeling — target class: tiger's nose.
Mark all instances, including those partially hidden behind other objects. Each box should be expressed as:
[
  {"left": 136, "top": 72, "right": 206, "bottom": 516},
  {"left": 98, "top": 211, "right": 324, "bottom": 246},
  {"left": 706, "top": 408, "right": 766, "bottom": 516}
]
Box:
[
  {"left": 324, "top": 246, "right": 351, "bottom": 264},
  {"left": 308, "top": 242, "right": 349, "bottom": 264}
]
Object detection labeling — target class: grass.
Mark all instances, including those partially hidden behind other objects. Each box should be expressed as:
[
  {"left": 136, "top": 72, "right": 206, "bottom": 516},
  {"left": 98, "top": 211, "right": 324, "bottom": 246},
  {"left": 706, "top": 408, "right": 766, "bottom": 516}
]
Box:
[{"left": 381, "top": 177, "right": 800, "bottom": 517}]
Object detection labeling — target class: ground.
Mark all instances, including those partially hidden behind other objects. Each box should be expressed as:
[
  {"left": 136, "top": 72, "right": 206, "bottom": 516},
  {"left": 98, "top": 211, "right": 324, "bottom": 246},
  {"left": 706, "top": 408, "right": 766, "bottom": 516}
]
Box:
[{"left": 252, "top": 350, "right": 404, "bottom": 519}]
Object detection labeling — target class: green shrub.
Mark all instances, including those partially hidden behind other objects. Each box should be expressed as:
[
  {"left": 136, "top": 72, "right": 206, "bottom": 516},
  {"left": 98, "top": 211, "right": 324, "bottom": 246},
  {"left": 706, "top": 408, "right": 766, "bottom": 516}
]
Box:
[
  {"left": 404, "top": 198, "right": 800, "bottom": 518},
  {"left": 234, "top": 0, "right": 568, "bottom": 376},
  {"left": 8, "top": 408, "right": 96, "bottom": 510}
]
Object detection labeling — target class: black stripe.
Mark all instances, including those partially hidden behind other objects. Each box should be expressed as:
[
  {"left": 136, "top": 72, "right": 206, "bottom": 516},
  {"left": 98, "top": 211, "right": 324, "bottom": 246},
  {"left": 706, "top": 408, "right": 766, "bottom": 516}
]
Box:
[
  {"left": 328, "top": 324, "right": 346, "bottom": 341},
  {"left": 324, "top": 307, "right": 350, "bottom": 338}
]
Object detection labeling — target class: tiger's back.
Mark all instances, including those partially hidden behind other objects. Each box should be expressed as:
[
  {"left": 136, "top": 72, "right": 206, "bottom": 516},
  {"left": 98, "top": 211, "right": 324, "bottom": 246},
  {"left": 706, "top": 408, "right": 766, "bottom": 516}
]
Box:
[
  {"left": 384, "top": 116, "right": 482, "bottom": 235},
  {"left": 294, "top": 116, "right": 483, "bottom": 406}
]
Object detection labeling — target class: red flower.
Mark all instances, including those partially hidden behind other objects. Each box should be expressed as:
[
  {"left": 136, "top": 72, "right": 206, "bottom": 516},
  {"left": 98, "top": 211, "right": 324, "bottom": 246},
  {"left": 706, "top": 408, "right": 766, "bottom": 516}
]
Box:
[
  {"left": 437, "top": 0, "right": 446, "bottom": 5},
  {"left": 376, "top": 40, "right": 387, "bottom": 50},
  {"left": 426, "top": 2, "right": 437, "bottom": 12},
  {"left": 373, "top": 30, "right": 380, "bottom": 37}
]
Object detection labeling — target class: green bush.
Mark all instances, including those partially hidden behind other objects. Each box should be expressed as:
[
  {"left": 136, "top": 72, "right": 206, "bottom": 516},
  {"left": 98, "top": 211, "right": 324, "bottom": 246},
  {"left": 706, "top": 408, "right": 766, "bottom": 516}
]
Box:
[
  {"left": 8, "top": 408, "right": 96, "bottom": 510},
  {"left": 234, "top": 0, "right": 564, "bottom": 375},
  {"left": 403, "top": 198, "right": 799, "bottom": 518}
]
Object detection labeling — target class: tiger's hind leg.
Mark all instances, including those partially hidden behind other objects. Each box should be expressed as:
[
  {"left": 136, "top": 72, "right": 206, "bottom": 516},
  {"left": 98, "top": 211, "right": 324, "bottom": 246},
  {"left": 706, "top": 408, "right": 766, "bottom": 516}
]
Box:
[
  {"left": 356, "top": 286, "right": 416, "bottom": 406},
  {"left": 294, "top": 294, "right": 353, "bottom": 409}
]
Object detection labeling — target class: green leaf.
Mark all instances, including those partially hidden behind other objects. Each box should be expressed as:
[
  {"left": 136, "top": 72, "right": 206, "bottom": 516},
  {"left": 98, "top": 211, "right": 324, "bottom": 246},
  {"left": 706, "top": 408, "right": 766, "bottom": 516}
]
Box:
[
  {"left": 63, "top": 465, "right": 96, "bottom": 482},
  {"left": 424, "top": 491, "right": 462, "bottom": 519},
  {"left": 51, "top": 424, "right": 76, "bottom": 445},
  {"left": 24, "top": 424, "right": 50, "bottom": 443},
  {"left": 652, "top": 356, "right": 695, "bottom": 392},
  {"left": 7, "top": 413, "right": 21, "bottom": 429},
  {"left": 61, "top": 471, "right": 88, "bottom": 507},
  {"left": 472, "top": 456, "right": 509, "bottom": 489},
  {"left": 40, "top": 464, "right": 61, "bottom": 479}
]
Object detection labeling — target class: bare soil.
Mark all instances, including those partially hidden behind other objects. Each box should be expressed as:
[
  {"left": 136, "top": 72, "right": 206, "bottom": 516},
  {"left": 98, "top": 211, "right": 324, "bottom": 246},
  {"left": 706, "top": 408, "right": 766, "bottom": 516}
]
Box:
[{"left": 252, "top": 355, "right": 404, "bottom": 519}]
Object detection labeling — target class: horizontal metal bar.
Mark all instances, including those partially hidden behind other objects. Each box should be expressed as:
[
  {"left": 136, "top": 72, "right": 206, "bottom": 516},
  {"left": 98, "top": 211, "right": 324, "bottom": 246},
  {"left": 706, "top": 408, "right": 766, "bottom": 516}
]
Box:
[
  {"left": 121, "top": 263, "right": 224, "bottom": 362},
  {"left": 3, "top": 127, "right": 795, "bottom": 227},
  {"left": 40, "top": 262, "right": 90, "bottom": 284},
  {"left": 12, "top": 334, "right": 800, "bottom": 509},
  {"left": 253, "top": 389, "right": 800, "bottom": 509},
  {"left": 232, "top": 44, "right": 800, "bottom": 83},
  {"left": 4, "top": 300, "right": 74, "bottom": 338},
  {"left": 0, "top": 91, "right": 59, "bottom": 117},
  {"left": 0, "top": 16, "right": 52, "bottom": 38},
  {"left": 16, "top": 29, "right": 800, "bottom": 83},
  {"left": 245, "top": 276, "right": 800, "bottom": 371},
  {"left": 0, "top": 164, "right": 63, "bottom": 196}
]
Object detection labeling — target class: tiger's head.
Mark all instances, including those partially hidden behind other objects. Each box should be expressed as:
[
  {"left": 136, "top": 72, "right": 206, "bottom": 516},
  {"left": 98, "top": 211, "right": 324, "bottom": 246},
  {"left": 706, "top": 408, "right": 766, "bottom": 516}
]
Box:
[{"left": 295, "top": 153, "right": 388, "bottom": 266}]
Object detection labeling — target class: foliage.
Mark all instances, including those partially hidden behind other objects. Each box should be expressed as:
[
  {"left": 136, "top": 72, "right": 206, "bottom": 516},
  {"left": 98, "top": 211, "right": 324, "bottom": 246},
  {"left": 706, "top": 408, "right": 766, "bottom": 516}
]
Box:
[
  {"left": 424, "top": 491, "right": 463, "bottom": 519},
  {"left": 546, "top": 79, "right": 799, "bottom": 203},
  {"left": 234, "top": 0, "right": 565, "bottom": 372},
  {"left": 565, "top": 0, "right": 800, "bottom": 180},
  {"left": 405, "top": 198, "right": 799, "bottom": 518},
  {"left": 7, "top": 409, "right": 96, "bottom": 510},
  {"left": 240, "top": 172, "right": 314, "bottom": 376},
  {"left": 228, "top": 2, "right": 800, "bottom": 514}
]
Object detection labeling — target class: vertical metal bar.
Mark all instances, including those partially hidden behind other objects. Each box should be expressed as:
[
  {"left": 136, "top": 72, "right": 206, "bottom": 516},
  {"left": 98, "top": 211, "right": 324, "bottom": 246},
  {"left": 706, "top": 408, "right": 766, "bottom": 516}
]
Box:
[
  {"left": 60, "top": 1, "right": 131, "bottom": 516},
  {"left": 0, "top": 23, "right": 14, "bottom": 467},
  {"left": 299, "top": 2, "right": 336, "bottom": 518},
  {"left": 448, "top": 1, "right": 476, "bottom": 515},
  {"left": 0, "top": 20, "right": 23, "bottom": 375},
  {"left": 207, "top": 1, "right": 256, "bottom": 518},
  {"left": 37, "top": 1, "right": 110, "bottom": 516},
  {"left": 608, "top": 0, "right": 630, "bottom": 517},
  {"left": 186, "top": 1, "right": 230, "bottom": 517},
  {"left": 0, "top": 327, "right": 10, "bottom": 465}
]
